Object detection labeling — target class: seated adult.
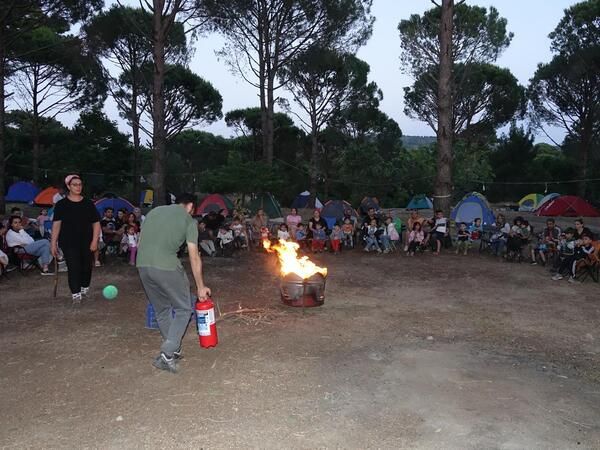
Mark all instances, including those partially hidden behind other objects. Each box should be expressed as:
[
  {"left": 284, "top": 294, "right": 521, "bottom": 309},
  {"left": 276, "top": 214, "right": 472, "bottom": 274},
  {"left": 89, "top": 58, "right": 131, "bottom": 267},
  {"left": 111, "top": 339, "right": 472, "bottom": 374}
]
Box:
[
  {"left": 308, "top": 209, "right": 328, "bottom": 239},
  {"left": 203, "top": 210, "right": 225, "bottom": 236},
  {"left": 574, "top": 218, "right": 594, "bottom": 242},
  {"left": 362, "top": 207, "right": 380, "bottom": 227},
  {"left": 251, "top": 208, "right": 269, "bottom": 238},
  {"left": 100, "top": 207, "right": 118, "bottom": 245},
  {"left": 115, "top": 208, "right": 127, "bottom": 230},
  {"left": 7, "top": 207, "right": 39, "bottom": 236},
  {"left": 534, "top": 218, "right": 561, "bottom": 265},
  {"left": 490, "top": 213, "right": 510, "bottom": 256},
  {"left": 197, "top": 221, "right": 216, "bottom": 256},
  {"left": 6, "top": 216, "right": 53, "bottom": 275},
  {"left": 133, "top": 207, "right": 146, "bottom": 224},
  {"left": 126, "top": 212, "right": 141, "bottom": 233},
  {"left": 286, "top": 208, "right": 302, "bottom": 239}
]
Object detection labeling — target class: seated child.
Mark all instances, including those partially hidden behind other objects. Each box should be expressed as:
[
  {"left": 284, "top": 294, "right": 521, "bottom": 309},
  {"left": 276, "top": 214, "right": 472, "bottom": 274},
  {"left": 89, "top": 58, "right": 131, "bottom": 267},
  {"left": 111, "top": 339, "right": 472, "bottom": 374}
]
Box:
[
  {"left": 364, "top": 218, "right": 382, "bottom": 253},
  {"left": 407, "top": 222, "right": 425, "bottom": 256},
  {"left": 455, "top": 222, "right": 470, "bottom": 255},
  {"left": 330, "top": 224, "right": 343, "bottom": 254},
  {"left": 260, "top": 226, "right": 270, "bottom": 243},
  {"left": 380, "top": 216, "right": 399, "bottom": 253},
  {"left": 468, "top": 218, "right": 482, "bottom": 242},
  {"left": 295, "top": 223, "right": 308, "bottom": 249},
  {"left": 277, "top": 223, "right": 290, "bottom": 241},
  {"left": 552, "top": 228, "right": 576, "bottom": 276},
  {"left": 553, "top": 233, "right": 595, "bottom": 283},
  {"left": 217, "top": 225, "right": 235, "bottom": 257},
  {"left": 342, "top": 218, "right": 354, "bottom": 248},
  {"left": 198, "top": 221, "right": 216, "bottom": 257},
  {"left": 311, "top": 222, "right": 327, "bottom": 253},
  {"left": 231, "top": 216, "right": 247, "bottom": 248},
  {"left": 125, "top": 225, "right": 139, "bottom": 266}
]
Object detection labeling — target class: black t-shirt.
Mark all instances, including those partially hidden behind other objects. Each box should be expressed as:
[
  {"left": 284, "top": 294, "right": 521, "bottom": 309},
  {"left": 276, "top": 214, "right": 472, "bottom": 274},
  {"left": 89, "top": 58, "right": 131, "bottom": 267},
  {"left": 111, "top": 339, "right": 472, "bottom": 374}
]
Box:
[{"left": 53, "top": 197, "right": 100, "bottom": 248}]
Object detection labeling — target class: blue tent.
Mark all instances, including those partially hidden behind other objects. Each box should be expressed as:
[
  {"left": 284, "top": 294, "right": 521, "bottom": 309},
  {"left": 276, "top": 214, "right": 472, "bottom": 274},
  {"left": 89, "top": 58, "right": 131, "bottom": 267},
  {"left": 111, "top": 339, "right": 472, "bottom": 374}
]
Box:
[
  {"left": 451, "top": 192, "right": 495, "bottom": 225},
  {"left": 290, "top": 191, "right": 323, "bottom": 209},
  {"left": 95, "top": 196, "right": 134, "bottom": 215},
  {"left": 406, "top": 194, "right": 433, "bottom": 210},
  {"left": 6, "top": 181, "right": 40, "bottom": 203}
]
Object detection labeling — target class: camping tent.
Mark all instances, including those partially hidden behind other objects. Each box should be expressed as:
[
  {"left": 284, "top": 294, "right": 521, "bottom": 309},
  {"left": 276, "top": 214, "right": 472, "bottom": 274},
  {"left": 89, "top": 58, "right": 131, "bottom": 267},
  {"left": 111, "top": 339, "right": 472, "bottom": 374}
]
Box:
[
  {"left": 194, "top": 194, "right": 234, "bottom": 216},
  {"left": 34, "top": 187, "right": 59, "bottom": 206},
  {"left": 451, "top": 192, "right": 495, "bottom": 225},
  {"left": 359, "top": 196, "right": 381, "bottom": 214},
  {"left": 518, "top": 193, "right": 543, "bottom": 212},
  {"left": 6, "top": 181, "right": 39, "bottom": 203},
  {"left": 140, "top": 189, "right": 153, "bottom": 207},
  {"left": 320, "top": 200, "right": 357, "bottom": 222},
  {"left": 291, "top": 191, "right": 323, "bottom": 210},
  {"left": 95, "top": 196, "right": 134, "bottom": 215},
  {"left": 247, "top": 193, "right": 283, "bottom": 219},
  {"left": 406, "top": 194, "right": 433, "bottom": 210},
  {"left": 536, "top": 195, "right": 600, "bottom": 217},
  {"left": 536, "top": 193, "right": 560, "bottom": 211}
]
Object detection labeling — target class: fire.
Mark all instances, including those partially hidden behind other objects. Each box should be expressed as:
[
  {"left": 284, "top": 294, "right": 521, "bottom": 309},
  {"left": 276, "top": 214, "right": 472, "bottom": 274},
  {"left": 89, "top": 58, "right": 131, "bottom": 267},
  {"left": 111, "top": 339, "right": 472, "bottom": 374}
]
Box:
[{"left": 263, "top": 239, "right": 328, "bottom": 279}]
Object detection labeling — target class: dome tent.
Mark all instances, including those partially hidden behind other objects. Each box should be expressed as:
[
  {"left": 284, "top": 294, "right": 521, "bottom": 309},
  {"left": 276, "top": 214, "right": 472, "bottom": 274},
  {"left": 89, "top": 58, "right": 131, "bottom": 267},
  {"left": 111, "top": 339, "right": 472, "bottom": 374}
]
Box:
[
  {"left": 320, "top": 200, "right": 358, "bottom": 222},
  {"left": 451, "top": 192, "right": 495, "bottom": 225},
  {"left": 95, "top": 196, "right": 134, "bottom": 215},
  {"left": 6, "top": 181, "right": 40, "bottom": 203},
  {"left": 247, "top": 192, "right": 283, "bottom": 219},
  {"left": 536, "top": 195, "right": 600, "bottom": 217},
  {"left": 34, "top": 187, "right": 60, "bottom": 206},
  {"left": 194, "top": 194, "right": 234, "bottom": 217},
  {"left": 536, "top": 193, "right": 560, "bottom": 211},
  {"left": 406, "top": 194, "right": 433, "bottom": 210},
  {"left": 518, "top": 193, "right": 543, "bottom": 212},
  {"left": 290, "top": 191, "right": 323, "bottom": 210}
]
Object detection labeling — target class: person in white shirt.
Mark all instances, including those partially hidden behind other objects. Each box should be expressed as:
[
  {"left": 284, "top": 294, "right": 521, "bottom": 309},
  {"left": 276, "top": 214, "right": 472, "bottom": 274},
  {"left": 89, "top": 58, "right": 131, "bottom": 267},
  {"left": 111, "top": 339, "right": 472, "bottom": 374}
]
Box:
[
  {"left": 277, "top": 223, "right": 290, "bottom": 241},
  {"left": 6, "top": 216, "right": 53, "bottom": 275}
]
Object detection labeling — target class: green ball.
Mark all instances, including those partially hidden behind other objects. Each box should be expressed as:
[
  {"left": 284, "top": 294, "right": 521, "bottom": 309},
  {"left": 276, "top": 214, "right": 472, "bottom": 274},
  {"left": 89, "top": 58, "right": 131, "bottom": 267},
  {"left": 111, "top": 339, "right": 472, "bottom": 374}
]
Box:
[{"left": 102, "top": 285, "right": 118, "bottom": 300}]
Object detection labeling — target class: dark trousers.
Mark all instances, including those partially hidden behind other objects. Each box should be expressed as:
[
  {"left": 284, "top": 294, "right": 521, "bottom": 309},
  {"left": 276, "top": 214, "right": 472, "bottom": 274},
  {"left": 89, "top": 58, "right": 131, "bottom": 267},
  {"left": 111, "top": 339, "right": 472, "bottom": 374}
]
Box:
[{"left": 62, "top": 244, "right": 93, "bottom": 294}]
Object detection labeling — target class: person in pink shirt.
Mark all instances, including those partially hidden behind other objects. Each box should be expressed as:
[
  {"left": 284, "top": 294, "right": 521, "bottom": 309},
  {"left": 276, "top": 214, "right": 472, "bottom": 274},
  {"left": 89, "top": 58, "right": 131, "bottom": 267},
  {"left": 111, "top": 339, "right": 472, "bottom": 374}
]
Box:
[{"left": 286, "top": 207, "right": 302, "bottom": 240}]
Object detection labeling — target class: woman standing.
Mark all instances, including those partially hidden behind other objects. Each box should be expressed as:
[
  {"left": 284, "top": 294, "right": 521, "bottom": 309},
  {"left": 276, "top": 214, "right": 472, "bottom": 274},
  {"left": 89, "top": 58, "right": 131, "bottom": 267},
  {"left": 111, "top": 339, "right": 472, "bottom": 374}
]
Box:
[{"left": 51, "top": 175, "right": 101, "bottom": 304}]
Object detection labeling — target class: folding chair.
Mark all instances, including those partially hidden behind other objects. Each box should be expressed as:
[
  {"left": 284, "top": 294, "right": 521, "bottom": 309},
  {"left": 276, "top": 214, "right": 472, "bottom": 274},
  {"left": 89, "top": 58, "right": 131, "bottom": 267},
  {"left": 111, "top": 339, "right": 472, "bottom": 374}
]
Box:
[
  {"left": 575, "top": 242, "right": 600, "bottom": 283},
  {"left": 9, "top": 245, "right": 41, "bottom": 274}
]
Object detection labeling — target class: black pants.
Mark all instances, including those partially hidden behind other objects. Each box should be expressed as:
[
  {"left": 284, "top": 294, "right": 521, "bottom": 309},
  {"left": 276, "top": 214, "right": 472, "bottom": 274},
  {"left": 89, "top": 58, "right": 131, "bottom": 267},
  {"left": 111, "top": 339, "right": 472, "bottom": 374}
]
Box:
[{"left": 62, "top": 244, "right": 93, "bottom": 294}]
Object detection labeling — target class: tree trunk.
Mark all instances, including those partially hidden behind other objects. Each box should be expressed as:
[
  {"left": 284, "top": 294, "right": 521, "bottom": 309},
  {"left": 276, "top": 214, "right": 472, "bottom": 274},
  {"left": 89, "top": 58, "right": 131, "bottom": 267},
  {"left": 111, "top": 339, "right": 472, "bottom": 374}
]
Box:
[
  {"left": 434, "top": 0, "right": 454, "bottom": 216},
  {"left": 0, "top": 47, "right": 5, "bottom": 215},
  {"left": 309, "top": 126, "right": 319, "bottom": 196},
  {"left": 577, "top": 126, "right": 592, "bottom": 198},
  {"left": 131, "top": 83, "right": 140, "bottom": 205},
  {"left": 265, "top": 82, "right": 275, "bottom": 165},
  {"left": 152, "top": 0, "right": 167, "bottom": 206},
  {"left": 32, "top": 118, "right": 40, "bottom": 184}
]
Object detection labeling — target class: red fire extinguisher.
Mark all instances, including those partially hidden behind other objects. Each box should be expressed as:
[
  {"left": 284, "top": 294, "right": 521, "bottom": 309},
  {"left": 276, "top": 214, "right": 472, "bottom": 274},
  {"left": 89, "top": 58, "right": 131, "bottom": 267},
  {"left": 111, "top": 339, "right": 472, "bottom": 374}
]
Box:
[{"left": 195, "top": 297, "right": 218, "bottom": 348}]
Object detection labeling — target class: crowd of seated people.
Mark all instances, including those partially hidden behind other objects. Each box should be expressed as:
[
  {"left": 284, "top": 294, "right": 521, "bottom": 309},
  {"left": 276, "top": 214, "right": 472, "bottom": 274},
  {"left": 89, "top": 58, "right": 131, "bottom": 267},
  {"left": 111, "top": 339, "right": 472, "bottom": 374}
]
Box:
[{"left": 194, "top": 209, "right": 247, "bottom": 258}]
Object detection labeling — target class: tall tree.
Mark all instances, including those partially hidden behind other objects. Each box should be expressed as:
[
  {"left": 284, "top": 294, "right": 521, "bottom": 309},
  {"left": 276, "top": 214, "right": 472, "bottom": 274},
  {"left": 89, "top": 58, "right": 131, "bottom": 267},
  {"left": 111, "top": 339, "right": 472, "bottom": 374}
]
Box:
[
  {"left": 528, "top": 0, "right": 600, "bottom": 197},
  {"left": 204, "top": 0, "right": 374, "bottom": 165},
  {"left": 11, "top": 26, "right": 106, "bottom": 182},
  {"left": 282, "top": 46, "right": 376, "bottom": 194},
  {"left": 84, "top": 5, "right": 188, "bottom": 201},
  {"left": 398, "top": 1, "right": 512, "bottom": 213},
  {"left": 0, "top": 0, "right": 102, "bottom": 213},
  {"left": 131, "top": 0, "right": 208, "bottom": 206}
]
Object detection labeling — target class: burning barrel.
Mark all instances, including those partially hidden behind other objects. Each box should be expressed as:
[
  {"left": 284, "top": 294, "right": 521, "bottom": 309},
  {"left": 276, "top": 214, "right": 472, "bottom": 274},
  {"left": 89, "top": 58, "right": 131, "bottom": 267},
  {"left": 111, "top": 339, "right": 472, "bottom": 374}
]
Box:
[
  {"left": 280, "top": 272, "right": 327, "bottom": 307},
  {"left": 264, "top": 239, "right": 328, "bottom": 308}
]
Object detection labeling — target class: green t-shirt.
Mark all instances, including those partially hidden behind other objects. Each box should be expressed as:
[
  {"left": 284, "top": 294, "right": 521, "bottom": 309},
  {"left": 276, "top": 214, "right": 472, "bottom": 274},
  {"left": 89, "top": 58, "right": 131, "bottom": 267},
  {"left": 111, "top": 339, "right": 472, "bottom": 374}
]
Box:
[{"left": 136, "top": 205, "right": 198, "bottom": 270}]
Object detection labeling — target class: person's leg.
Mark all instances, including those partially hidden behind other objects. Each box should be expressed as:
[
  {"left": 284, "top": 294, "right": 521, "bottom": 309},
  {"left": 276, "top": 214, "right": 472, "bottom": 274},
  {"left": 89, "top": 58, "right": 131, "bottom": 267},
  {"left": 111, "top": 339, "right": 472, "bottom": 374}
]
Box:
[
  {"left": 199, "top": 241, "right": 211, "bottom": 255},
  {"left": 380, "top": 235, "right": 390, "bottom": 251},
  {"left": 138, "top": 267, "right": 177, "bottom": 345},
  {"left": 61, "top": 246, "right": 83, "bottom": 296},
  {"left": 24, "top": 239, "right": 52, "bottom": 270},
  {"left": 129, "top": 246, "right": 137, "bottom": 265},
  {"left": 80, "top": 243, "right": 93, "bottom": 293}
]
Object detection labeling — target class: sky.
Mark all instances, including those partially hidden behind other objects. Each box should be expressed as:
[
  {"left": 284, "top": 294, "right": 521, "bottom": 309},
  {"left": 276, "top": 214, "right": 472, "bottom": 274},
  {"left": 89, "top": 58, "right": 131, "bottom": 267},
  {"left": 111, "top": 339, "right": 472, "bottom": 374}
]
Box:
[{"left": 64, "top": 0, "right": 580, "bottom": 142}]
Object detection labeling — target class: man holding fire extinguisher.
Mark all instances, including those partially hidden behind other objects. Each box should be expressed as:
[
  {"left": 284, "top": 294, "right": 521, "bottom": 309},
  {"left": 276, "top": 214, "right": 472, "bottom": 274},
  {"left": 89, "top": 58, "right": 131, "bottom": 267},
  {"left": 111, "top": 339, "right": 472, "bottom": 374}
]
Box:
[{"left": 137, "top": 193, "right": 211, "bottom": 373}]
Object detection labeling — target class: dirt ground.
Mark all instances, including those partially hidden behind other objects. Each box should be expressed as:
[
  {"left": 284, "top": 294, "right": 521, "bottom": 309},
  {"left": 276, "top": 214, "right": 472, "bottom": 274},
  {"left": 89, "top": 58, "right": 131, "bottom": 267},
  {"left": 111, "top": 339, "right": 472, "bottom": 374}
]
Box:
[{"left": 1, "top": 247, "right": 600, "bottom": 449}]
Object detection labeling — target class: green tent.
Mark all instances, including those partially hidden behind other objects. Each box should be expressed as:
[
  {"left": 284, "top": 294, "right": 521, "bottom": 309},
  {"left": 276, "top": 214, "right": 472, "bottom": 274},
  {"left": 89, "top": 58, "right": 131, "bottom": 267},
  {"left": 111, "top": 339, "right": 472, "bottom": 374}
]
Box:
[{"left": 247, "top": 192, "right": 283, "bottom": 219}]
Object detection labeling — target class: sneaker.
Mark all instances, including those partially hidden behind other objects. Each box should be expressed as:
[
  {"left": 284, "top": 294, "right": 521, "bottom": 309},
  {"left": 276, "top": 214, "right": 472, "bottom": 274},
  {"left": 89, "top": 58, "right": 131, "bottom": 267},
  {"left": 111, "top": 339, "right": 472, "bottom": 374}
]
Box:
[
  {"left": 152, "top": 353, "right": 178, "bottom": 373},
  {"left": 94, "top": 261, "right": 102, "bottom": 267},
  {"left": 81, "top": 287, "right": 91, "bottom": 300},
  {"left": 41, "top": 270, "right": 54, "bottom": 276},
  {"left": 364, "top": 248, "right": 370, "bottom": 252},
  {"left": 530, "top": 261, "right": 538, "bottom": 266},
  {"left": 173, "top": 347, "right": 183, "bottom": 360},
  {"left": 568, "top": 276, "right": 580, "bottom": 284},
  {"left": 376, "top": 249, "right": 382, "bottom": 254},
  {"left": 551, "top": 274, "right": 563, "bottom": 281},
  {"left": 403, "top": 246, "right": 408, "bottom": 252},
  {"left": 6, "top": 264, "right": 17, "bottom": 273},
  {"left": 72, "top": 293, "right": 82, "bottom": 305},
  {"left": 58, "top": 265, "right": 68, "bottom": 272},
  {"left": 383, "top": 249, "right": 390, "bottom": 254}
]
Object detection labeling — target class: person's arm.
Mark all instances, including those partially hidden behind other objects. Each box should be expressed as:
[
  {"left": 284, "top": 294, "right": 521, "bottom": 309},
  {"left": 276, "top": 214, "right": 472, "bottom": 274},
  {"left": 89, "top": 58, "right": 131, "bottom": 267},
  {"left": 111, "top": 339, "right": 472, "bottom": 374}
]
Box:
[
  {"left": 51, "top": 221, "right": 61, "bottom": 257},
  {"left": 90, "top": 222, "right": 100, "bottom": 252},
  {"left": 187, "top": 242, "right": 211, "bottom": 299}
]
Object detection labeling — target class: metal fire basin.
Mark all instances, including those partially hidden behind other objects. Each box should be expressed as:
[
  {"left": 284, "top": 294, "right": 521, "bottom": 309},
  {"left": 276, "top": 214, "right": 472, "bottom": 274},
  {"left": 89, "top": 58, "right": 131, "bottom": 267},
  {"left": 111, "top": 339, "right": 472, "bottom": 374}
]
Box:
[{"left": 280, "top": 273, "right": 327, "bottom": 307}]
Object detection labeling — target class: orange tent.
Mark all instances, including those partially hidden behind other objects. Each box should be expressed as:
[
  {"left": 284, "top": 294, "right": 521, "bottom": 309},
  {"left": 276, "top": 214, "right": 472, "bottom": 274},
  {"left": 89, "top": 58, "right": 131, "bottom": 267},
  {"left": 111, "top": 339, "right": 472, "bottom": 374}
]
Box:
[{"left": 34, "top": 187, "right": 60, "bottom": 206}]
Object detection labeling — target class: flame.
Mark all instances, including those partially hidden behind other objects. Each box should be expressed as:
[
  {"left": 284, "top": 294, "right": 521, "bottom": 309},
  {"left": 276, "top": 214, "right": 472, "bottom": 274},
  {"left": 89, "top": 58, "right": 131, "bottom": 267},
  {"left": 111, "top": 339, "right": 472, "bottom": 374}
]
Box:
[{"left": 263, "top": 239, "right": 328, "bottom": 279}]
